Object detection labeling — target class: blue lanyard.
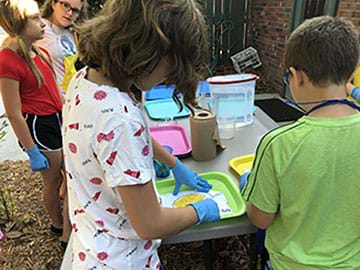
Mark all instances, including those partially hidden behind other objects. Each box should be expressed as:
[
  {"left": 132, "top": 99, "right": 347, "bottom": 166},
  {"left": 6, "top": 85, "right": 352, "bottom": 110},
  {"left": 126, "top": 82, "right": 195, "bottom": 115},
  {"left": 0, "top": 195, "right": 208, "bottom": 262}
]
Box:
[
  {"left": 286, "top": 99, "right": 360, "bottom": 115},
  {"left": 306, "top": 99, "right": 360, "bottom": 115}
]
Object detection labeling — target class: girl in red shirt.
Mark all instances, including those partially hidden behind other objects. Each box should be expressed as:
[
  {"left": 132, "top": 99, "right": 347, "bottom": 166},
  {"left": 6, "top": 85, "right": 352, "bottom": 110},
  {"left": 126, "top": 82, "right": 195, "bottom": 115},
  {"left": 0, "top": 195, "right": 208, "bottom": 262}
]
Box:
[{"left": 0, "top": 0, "right": 70, "bottom": 247}]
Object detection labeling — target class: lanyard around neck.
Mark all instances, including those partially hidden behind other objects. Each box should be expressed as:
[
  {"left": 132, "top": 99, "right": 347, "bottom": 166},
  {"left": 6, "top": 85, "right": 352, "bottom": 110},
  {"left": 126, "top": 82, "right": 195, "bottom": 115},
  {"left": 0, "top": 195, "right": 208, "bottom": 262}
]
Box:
[{"left": 306, "top": 99, "right": 360, "bottom": 115}]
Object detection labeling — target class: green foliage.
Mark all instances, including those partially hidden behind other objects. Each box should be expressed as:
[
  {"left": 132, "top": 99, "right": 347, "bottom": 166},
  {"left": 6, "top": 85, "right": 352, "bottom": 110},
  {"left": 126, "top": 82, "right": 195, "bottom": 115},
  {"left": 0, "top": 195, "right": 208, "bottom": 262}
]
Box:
[
  {"left": 0, "top": 116, "right": 12, "bottom": 223},
  {"left": 0, "top": 116, "right": 13, "bottom": 222},
  {"left": 36, "top": 0, "right": 45, "bottom": 6},
  {"left": 0, "top": 187, "right": 15, "bottom": 222},
  {"left": 0, "top": 114, "right": 8, "bottom": 142},
  {"left": 86, "top": 0, "right": 105, "bottom": 17}
]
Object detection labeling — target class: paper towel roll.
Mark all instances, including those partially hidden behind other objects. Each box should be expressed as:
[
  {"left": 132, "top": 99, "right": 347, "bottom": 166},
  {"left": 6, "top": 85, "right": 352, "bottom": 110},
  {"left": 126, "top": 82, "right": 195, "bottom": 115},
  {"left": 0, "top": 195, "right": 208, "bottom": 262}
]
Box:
[{"left": 190, "top": 108, "right": 224, "bottom": 161}]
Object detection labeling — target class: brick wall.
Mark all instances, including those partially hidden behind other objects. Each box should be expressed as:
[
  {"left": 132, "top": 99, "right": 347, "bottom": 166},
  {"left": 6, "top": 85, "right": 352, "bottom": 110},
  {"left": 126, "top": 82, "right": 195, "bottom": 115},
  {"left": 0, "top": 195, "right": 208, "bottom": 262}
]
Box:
[
  {"left": 249, "top": 0, "right": 292, "bottom": 94},
  {"left": 249, "top": 0, "right": 360, "bottom": 94},
  {"left": 337, "top": 0, "right": 360, "bottom": 30}
]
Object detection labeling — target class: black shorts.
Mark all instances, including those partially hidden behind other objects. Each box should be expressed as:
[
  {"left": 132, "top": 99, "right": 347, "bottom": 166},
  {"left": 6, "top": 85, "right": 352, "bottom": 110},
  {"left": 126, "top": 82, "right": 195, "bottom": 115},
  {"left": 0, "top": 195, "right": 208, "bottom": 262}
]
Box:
[{"left": 23, "top": 112, "right": 62, "bottom": 152}]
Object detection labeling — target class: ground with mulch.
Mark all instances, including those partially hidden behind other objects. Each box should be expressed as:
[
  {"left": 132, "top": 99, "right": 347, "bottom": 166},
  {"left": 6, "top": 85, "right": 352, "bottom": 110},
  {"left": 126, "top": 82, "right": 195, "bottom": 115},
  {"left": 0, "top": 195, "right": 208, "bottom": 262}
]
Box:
[{"left": 0, "top": 160, "right": 255, "bottom": 270}]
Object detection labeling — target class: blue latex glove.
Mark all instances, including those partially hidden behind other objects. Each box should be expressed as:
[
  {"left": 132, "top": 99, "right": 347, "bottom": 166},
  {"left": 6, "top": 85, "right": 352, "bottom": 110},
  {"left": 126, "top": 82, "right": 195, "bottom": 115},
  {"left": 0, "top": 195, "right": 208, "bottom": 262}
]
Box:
[
  {"left": 351, "top": 87, "right": 360, "bottom": 103},
  {"left": 171, "top": 158, "right": 212, "bottom": 195},
  {"left": 190, "top": 198, "right": 220, "bottom": 224},
  {"left": 240, "top": 170, "right": 250, "bottom": 190},
  {"left": 25, "top": 145, "right": 49, "bottom": 171}
]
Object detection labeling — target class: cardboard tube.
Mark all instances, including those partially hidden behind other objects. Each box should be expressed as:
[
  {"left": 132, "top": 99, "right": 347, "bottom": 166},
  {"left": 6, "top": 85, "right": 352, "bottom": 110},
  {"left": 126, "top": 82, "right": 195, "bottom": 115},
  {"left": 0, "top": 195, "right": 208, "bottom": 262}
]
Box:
[{"left": 190, "top": 109, "right": 222, "bottom": 161}]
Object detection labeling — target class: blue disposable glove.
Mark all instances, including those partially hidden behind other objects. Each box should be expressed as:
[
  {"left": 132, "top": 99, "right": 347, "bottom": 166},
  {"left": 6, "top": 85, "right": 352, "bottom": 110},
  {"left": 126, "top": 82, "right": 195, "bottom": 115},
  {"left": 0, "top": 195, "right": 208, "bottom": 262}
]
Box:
[
  {"left": 240, "top": 170, "right": 250, "bottom": 191},
  {"left": 171, "top": 158, "right": 212, "bottom": 195},
  {"left": 25, "top": 145, "right": 49, "bottom": 171},
  {"left": 351, "top": 87, "right": 360, "bottom": 103},
  {"left": 190, "top": 198, "right": 220, "bottom": 224}
]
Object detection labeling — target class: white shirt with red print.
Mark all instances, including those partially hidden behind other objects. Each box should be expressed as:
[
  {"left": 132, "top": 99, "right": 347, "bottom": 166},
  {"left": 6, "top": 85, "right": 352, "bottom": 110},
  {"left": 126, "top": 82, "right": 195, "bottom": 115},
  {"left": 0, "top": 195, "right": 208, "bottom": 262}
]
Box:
[{"left": 62, "top": 67, "right": 161, "bottom": 269}]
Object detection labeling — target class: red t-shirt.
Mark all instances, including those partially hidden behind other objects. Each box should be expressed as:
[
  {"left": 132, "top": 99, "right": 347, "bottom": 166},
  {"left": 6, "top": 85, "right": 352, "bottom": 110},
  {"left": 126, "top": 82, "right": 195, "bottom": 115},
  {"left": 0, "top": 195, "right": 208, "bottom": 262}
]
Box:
[{"left": 0, "top": 48, "right": 62, "bottom": 115}]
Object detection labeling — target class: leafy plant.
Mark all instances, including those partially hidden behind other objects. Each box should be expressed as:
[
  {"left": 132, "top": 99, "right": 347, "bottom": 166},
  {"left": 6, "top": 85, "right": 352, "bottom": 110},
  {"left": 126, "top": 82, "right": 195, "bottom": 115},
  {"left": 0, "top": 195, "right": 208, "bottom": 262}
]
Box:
[
  {"left": 0, "top": 114, "right": 8, "bottom": 142},
  {"left": 0, "top": 115, "right": 13, "bottom": 222},
  {"left": 86, "top": 0, "right": 104, "bottom": 17},
  {"left": 0, "top": 187, "right": 14, "bottom": 222}
]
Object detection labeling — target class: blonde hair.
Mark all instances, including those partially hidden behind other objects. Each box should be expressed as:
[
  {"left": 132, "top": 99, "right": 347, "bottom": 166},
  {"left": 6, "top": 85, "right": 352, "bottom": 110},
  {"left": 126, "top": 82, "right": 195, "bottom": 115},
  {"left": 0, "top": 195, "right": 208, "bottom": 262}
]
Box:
[
  {"left": 0, "top": 0, "right": 52, "bottom": 86},
  {"left": 77, "top": 0, "right": 209, "bottom": 105},
  {"left": 42, "top": 0, "right": 88, "bottom": 24}
]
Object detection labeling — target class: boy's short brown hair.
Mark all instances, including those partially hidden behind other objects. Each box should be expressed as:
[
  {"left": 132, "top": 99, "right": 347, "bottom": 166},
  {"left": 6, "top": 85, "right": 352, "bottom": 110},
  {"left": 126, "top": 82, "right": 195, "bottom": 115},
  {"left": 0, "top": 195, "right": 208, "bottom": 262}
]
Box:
[
  {"left": 285, "top": 16, "right": 359, "bottom": 86},
  {"left": 76, "top": 0, "right": 208, "bottom": 104}
]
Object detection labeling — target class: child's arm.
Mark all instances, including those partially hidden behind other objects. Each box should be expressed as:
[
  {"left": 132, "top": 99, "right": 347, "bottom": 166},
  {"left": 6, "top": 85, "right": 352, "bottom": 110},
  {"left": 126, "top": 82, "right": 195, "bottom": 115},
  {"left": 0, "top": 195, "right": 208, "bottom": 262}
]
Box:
[
  {"left": 58, "top": 89, "right": 65, "bottom": 105},
  {"left": 151, "top": 137, "right": 177, "bottom": 167},
  {"left": 117, "top": 181, "right": 219, "bottom": 239},
  {"left": 240, "top": 171, "right": 276, "bottom": 229},
  {"left": 151, "top": 138, "right": 212, "bottom": 195},
  {"left": 95, "top": 121, "right": 219, "bottom": 239},
  {"left": 241, "top": 132, "right": 280, "bottom": 230},
  {"left": 247, "top": 203, "right": 276, "bottom": 229},
  {"left": 0, "top": 78, "right": 49, "bottom": 171},
  {"left": 0, "top": 78, "right": 34, "bottom": 149}
]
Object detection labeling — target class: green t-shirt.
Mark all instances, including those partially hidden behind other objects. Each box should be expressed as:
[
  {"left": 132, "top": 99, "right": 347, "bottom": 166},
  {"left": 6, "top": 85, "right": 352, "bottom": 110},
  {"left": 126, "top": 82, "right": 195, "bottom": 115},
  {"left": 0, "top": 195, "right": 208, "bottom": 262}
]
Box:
[{"left": 243, "top": 113, "right": 360, "bottom": 270}]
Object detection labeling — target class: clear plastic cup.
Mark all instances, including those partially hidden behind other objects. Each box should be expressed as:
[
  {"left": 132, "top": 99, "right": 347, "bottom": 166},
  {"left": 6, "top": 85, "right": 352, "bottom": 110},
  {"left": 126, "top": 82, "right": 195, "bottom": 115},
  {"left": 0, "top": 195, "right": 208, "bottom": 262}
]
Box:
[{"left": 217, "top": 115, "right": 236, "bottom": 140}]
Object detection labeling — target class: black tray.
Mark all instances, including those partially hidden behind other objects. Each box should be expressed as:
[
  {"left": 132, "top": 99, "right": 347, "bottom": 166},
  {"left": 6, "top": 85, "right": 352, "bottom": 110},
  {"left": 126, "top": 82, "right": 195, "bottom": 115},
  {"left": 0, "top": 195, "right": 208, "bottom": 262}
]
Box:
[{"left": 255, "top": 98, "right": 304, "bottom": 122}]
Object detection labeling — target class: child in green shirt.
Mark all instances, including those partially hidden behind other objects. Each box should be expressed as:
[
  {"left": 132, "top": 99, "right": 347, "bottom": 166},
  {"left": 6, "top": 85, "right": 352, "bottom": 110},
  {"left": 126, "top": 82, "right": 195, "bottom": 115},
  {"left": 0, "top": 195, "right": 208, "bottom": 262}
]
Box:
[{"left": 243, "top": 16, "right": 360, "bottom": 269}]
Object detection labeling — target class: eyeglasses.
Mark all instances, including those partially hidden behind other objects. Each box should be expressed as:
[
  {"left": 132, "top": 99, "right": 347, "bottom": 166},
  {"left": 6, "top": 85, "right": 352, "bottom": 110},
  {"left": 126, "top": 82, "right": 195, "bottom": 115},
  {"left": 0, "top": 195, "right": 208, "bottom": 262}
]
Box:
[
  {"left": 56, "top": 0, "right": 81, "bottom": 17},
  {"left": 283, "top": 68, "right": 291, "bottom": 87}
]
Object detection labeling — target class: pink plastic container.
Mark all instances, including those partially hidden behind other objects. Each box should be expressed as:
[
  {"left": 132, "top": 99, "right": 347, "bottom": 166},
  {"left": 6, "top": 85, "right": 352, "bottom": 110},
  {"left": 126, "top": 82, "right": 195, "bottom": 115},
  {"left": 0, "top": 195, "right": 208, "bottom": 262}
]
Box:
[{"left": 150, "top": 124, "right": 192, "bottom": 158}]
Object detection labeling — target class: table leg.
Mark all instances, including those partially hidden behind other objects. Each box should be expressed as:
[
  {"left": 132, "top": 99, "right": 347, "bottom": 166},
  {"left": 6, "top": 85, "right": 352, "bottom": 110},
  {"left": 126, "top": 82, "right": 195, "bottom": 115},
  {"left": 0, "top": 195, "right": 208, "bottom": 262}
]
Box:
[
  {"left": 248, "top": 233, "right": 257, "bottom": 270},
  {"left": 202, "top": 240, "right": 214, "bottom": 270}
]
